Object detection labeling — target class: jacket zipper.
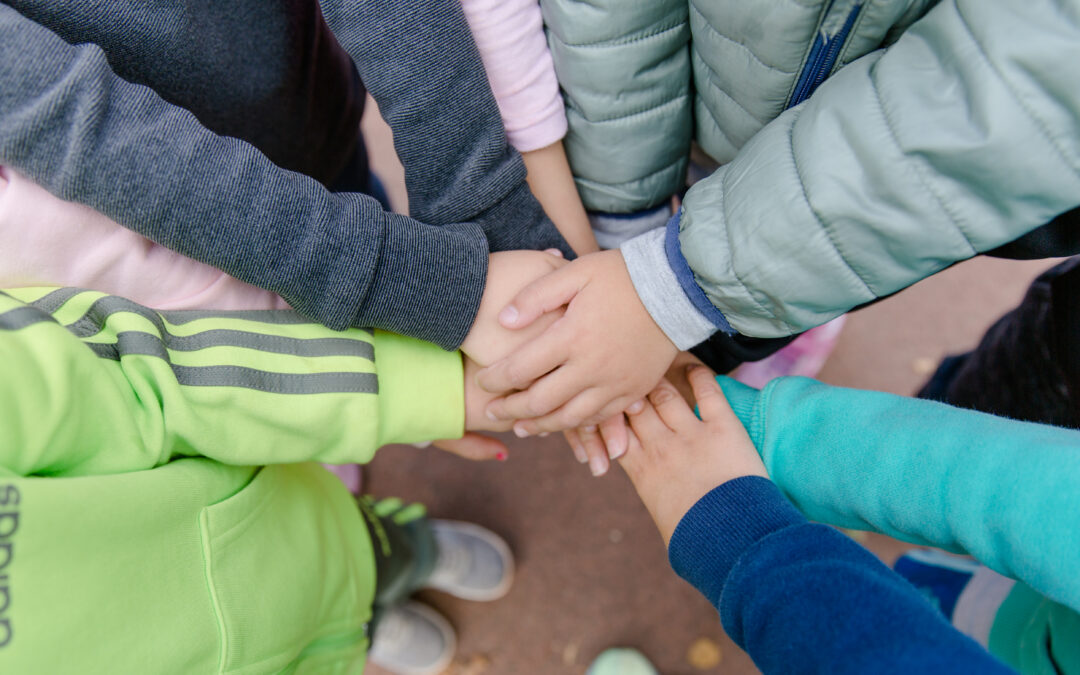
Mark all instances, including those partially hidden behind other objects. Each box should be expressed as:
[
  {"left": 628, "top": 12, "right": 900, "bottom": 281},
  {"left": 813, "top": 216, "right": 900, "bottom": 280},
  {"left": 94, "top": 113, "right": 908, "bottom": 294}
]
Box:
[{"left": 787, "top": 3, "right": 863, "bottom": 108}]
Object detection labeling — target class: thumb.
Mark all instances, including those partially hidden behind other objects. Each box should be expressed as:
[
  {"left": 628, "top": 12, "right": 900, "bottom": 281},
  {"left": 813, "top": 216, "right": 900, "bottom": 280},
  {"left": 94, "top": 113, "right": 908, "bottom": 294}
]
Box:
[
  {"left": 432, "top": 433, "right": 509, "bottom": 462},
  {"left": 500, "top": 263, "right": 585, "bottom": 329}
]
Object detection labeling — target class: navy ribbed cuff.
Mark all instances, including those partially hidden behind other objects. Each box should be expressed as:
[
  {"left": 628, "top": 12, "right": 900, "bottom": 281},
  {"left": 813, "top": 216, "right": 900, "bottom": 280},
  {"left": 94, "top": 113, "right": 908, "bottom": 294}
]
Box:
[
  {"left": 668, "top": 476, "right": 805, "bottom": 608},
  {"left": 664, "top": 212, "right": 734, "bottom": 333}
]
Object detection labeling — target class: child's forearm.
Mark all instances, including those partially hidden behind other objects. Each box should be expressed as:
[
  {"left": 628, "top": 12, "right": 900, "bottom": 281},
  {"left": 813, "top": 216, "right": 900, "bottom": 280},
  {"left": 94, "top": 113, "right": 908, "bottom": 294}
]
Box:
[
  {"left": 0, "top": 288, "right": 463, "bottom": 478},
  {"left": 523, "top": 141, "right": 600, "bottom": 255},
  {"left": 0, "top": 6, "right": 500, "bottom": 348},
  {"left": 717, "top": 375, "right": 1080, "bottom": 611},
  {"left": 669, "top": 477, "right": 1011, "bottom": 674},
  {"left": 320, "top": 0, "right": 571, "bottom": 257}
]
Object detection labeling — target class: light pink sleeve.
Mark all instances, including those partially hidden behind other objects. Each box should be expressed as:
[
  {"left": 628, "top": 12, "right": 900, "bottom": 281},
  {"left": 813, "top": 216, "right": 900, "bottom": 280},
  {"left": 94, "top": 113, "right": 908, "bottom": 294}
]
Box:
[
  {"left": 0, "top": 166, "right": 289, "bottom": 311},
  {"left": 460, "top": 0, "right": 567, "bottom": 152}
]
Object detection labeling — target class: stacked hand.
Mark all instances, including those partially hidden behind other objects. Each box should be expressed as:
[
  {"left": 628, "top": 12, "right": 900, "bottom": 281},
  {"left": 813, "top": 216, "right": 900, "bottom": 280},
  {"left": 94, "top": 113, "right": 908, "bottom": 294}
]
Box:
[
  {"left": 451, "top": 248, "right": 697, "bottom": 475},
  {"left": 563, "top": 350, "right": 706, "bottom": 476},
  {"left": 473, "top": 250, "right": 679, "bottom": 470},
  {"left": 437, "top": 249, "right": 569, "bottom": 461},
  {"left": 620, "top": 366, "right": 767, "bottom": 544}
]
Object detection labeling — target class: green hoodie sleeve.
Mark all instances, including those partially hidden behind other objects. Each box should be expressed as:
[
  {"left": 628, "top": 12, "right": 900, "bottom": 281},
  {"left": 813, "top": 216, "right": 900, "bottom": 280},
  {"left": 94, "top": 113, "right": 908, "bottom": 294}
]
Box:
[
  {"left": 716, "top": 375, "right": 1080, "bottom": 613},
  {"left": 0, "top": 287, "right": 464, "bottom": 478}
]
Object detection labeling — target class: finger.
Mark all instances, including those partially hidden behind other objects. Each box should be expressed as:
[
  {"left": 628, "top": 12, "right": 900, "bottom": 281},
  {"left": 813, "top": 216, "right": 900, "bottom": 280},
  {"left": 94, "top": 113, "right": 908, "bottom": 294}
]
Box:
[
  {"left": 432, "top": 433, "right": 509, "bottom": 462},
  {"left": 686, "top": 365, "right": 732, "bottom": 423},
  {"left": 578, "top": 424, "right": 610, "bottom": 477},
  {"left": 564, "top": 428, "right": 588, "bottom": 464},
  {"left": 647, "top": 378, "right": 698, "bottom": 432},
  {"left": 483, "top": 349, "right": 580, "bottom": 419},
  {"left": 616, "top": 427, "right": 644, "bottom": 474},
  {"left": 543, "top": 248, "right": 564, "bottom": 259},
  {"left": 476, "top": 325, "right": 573, "bottom": 395},
  {"left": 621, "top": 427, "right": 643, "bottom": 460},
  {"left": 499, "top": 263, "right": 587, "bottom": 329},
  {"left": 513, "top": 389, "right": 632, "bottom": 435},
  {"left": 598, "top": 414, "right": 629, "bottom": 460},
  {"left": 625, "top": 395, "right": 669, "bottom": 446}
]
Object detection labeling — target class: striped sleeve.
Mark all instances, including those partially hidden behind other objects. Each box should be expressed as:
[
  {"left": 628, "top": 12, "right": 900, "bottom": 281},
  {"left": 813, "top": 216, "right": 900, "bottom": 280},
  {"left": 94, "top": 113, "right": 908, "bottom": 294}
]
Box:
[{"left": 0, "top": 288, "right": 464, "bottom": 478}]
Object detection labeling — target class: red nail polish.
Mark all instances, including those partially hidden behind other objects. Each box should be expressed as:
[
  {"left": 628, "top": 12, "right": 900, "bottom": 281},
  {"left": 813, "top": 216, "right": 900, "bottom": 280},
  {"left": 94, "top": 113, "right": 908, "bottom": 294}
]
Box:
[{"left": 496, "top": 451, "right": 508, "bottom": 461}]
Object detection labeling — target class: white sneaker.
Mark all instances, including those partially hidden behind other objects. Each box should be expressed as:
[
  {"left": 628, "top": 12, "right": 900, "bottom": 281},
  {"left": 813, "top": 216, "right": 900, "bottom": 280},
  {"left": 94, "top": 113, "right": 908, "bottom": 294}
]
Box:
[
  {"left": 368, "top": 602, "right": 456, "bottom": 675},
  {"left": 587, "top": 648, "right": 659, "bottom": 675},
  {"left": 423, "top": 520, "right": 515, "bottom": 601}
]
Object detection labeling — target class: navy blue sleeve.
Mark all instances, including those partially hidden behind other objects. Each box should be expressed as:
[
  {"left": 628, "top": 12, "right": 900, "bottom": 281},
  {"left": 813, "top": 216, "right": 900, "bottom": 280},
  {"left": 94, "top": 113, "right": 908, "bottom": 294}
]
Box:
[{"left": 668, "top": 476, "right": 1014, "bottom": 674}]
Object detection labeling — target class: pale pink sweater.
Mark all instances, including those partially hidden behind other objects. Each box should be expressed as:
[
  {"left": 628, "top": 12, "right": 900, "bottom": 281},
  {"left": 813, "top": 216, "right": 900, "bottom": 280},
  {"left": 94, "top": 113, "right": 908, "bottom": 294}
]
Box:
[
  {"left": 460, "top": 0, "right": 567, "bottom": 152},
  {"left": 0, "top": 165, "right": 291, "bottom": 311}
]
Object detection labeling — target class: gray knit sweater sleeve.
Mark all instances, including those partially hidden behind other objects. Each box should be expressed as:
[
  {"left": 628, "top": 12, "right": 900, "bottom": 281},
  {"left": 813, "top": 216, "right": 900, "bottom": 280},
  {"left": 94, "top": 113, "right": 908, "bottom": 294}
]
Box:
[
  {"left": 319, "top": 0, "right": 570, "bottom": 255},
  {"left": 0, "top": 2, "right": 566, "bottom": 349}
]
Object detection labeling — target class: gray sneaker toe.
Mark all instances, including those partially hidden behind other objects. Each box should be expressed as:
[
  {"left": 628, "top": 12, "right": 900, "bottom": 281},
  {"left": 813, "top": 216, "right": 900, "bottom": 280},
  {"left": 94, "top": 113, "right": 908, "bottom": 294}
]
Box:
[{"left": 424, "top": 520, "right": 515, "bottom": 601}]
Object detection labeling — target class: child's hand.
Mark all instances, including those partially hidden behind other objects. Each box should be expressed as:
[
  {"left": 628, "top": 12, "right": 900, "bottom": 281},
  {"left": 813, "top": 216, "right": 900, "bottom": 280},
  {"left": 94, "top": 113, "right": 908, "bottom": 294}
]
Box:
[
  {"left": 619, "top": 366, "right": 767, "bottom": 545},
  {"left": 476, "top": 249, "right": 679, "bottom": 438},
  {"left": 563, "top": 351, "right": 704, "bottom": 477},
  {"left": 563, "top": 413, "right": 630, "bottom": 477},
  {"left": 463, "top": 355, "right": 513, "bottom": 433},
  {"left": 460, "top": 250, "right": 567, "bottom": 366}
]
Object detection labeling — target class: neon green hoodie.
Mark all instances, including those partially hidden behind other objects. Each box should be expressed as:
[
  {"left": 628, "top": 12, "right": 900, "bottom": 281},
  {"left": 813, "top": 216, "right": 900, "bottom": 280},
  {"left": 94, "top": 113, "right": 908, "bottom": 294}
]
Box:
[{"left": 0, "top": 287, "right": 464, "bottom": 673}]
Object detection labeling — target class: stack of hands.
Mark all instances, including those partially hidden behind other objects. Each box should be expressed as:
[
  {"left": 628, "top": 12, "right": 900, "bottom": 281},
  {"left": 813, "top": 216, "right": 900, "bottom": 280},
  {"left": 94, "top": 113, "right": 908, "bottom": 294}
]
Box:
[{"left": 450, "top": 248, "right": 701, "bottom": 478}]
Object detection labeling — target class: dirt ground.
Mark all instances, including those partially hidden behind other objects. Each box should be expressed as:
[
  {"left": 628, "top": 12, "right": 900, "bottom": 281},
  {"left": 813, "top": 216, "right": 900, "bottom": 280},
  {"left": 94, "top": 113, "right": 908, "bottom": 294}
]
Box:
[{"left": 359, "top": 101, "right": 1055, "bottom": 675}]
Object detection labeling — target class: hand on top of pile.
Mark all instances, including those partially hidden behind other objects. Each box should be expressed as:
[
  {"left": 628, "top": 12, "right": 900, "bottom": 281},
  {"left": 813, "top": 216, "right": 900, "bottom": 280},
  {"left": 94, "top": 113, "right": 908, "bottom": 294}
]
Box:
[{"left": 472, "top": 249, "right": 680, "bottom": 470}]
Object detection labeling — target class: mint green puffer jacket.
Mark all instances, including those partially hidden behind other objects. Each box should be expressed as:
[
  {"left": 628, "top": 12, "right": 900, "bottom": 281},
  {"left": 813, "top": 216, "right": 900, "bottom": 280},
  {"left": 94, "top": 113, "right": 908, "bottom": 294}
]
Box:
[
  {"left": 543, "top": 0, "right": 935, "bottom": 213},
  {"left": 546, "top": 0, "right": 1080, "bottom": 347}
]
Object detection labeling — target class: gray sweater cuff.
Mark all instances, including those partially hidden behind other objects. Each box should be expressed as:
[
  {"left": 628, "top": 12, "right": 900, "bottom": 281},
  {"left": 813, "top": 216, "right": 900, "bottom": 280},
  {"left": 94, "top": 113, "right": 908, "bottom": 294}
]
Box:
[
  {"left": 356, "top": 219, "right": 489, "bottom": 351},
  {"left": 620, "top": 227, "right": 717, "bottom": 350}
]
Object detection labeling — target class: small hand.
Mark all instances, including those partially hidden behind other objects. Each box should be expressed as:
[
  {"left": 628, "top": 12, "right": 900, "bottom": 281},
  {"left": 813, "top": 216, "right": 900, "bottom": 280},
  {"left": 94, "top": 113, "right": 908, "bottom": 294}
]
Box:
[
  {"left": 477, "top": 250, "right": 679, "bottom": 440},
  {"left": 430, "top": 355, "right": 515, "bottom": 463},
  {"left": 619, "top": 366, "right": 767, "bottom": 544},
  {"left": 563, "top": 351, "right": 704, "bottom": 475},
  {"left": 463, "top": 355, "right": 513, "bottom": 433},
  {"left": 431, "top": 434, "right": 509, "bottom": 462},
  {"left": 460, "top": 250, "right": 567, "bottom": 366},
  {"left": 563, "top": 413, "right": 632, "bottom": 477}
]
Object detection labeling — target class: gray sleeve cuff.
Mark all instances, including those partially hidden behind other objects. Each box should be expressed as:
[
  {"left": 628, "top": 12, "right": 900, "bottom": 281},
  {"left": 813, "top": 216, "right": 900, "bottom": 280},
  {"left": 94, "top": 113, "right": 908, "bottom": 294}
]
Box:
[{"left": 620, "top": 227, "right": 717, "bottom": 350}]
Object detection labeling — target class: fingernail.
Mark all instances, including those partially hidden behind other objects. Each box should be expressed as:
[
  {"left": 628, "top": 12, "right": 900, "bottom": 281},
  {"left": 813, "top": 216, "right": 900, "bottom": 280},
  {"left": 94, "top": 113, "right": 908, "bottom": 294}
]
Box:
[
  {"left": 582, "top": 425, "right": 597, "bottom": 433},
  {"left": 539, "top": 431, "right": 550, "bottom": 438},
  {"left": 498, "top": 305, "right": 519, "bottom": 326},
  {"left": 513, "top": 422, "right": 530, "bottom": 438},
  {"left": 576, "top": 451, "right": 589, "bottom": 464},
  {"left": 486, "top": 409, "right": 498, "bottom": 422},
  {"left": 607, "top": 438, "right": 626, "bottom": 460},
  {"left": 626, "top": 400, "right": 645, "bottom": 414},
  {"left": 589, "top": 455, "right": 607, "bottom": 477},
  {"left": 496, "top": 451, "right": 507, "bottom": 461}
]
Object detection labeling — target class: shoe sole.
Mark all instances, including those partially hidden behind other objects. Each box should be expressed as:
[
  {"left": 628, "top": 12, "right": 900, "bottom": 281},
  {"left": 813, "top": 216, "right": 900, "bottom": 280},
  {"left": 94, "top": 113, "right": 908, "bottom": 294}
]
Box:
[{"left": 425, "top": 519, "right": 515, "bottom": 602}]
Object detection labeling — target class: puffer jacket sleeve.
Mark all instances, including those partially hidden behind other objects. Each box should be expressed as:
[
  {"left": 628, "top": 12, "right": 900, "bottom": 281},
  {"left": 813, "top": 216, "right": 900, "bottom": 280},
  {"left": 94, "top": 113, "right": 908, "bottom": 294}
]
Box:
[
  {"left": 541, "top": 0, "right": 691, "bottom": 213},
  {"left": 630, "top": 0, "right": 1080, "bottom": 341}
]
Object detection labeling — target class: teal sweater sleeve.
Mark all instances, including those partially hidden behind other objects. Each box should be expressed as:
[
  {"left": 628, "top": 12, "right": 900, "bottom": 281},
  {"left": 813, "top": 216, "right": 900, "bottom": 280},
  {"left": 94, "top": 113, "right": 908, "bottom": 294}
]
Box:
[{"left": 716, "top": 376, "right": 1080, "bottom": 612}]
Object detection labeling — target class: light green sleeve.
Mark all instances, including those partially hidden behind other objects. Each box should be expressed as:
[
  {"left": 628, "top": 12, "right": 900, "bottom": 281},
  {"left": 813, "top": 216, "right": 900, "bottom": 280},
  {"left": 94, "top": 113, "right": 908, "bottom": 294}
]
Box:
[
  {"left": 0, "top": 288, "right": 463, "bottom": 478},
  {"left": 717, "top": 375, "right": 1080, "bottom": 612}
]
